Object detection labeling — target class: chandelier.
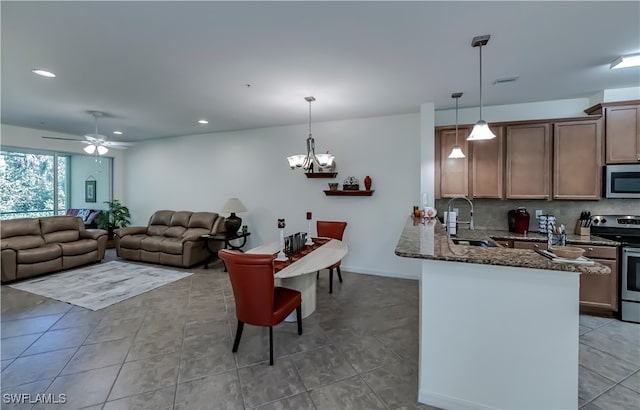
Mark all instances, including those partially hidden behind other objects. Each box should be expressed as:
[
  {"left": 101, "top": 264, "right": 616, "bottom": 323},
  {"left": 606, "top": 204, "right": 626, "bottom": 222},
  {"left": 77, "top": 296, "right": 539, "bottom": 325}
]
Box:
[{"left": 287, "top": 96, "right": 334, "bottom": 171}]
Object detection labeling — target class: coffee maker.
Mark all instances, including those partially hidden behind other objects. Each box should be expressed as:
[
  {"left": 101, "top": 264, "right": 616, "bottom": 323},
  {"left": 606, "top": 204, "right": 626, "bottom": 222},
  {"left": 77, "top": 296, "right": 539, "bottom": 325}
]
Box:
[{"left": 508, "top": 207, "right": 530, "bottom": 234}]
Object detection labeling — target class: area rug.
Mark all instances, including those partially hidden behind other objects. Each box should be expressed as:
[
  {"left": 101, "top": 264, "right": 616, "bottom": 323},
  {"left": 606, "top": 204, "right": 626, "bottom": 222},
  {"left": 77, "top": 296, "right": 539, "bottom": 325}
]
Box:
[{"left": 9, "top": 261, "right": 193, "bottom": 311}]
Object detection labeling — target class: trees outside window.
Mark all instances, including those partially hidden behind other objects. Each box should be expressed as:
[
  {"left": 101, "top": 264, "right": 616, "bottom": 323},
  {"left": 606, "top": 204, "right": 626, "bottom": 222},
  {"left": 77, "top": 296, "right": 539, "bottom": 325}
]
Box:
[{"left": 0, "top": 149, "right": 69, "bottom": 219}]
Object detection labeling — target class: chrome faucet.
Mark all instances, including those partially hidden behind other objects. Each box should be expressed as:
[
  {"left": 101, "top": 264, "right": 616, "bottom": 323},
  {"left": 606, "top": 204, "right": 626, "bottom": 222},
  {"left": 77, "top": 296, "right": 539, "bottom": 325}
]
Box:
[{"left": 447, "top": 196, "right": 474, "bottom": 230}]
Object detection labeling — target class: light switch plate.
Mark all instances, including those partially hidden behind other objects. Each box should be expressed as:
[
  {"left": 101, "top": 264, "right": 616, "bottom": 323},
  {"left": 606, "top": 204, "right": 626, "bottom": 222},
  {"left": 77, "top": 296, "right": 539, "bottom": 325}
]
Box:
[{"left": 535, "top": 209, "right": 543, "bottom": 219}]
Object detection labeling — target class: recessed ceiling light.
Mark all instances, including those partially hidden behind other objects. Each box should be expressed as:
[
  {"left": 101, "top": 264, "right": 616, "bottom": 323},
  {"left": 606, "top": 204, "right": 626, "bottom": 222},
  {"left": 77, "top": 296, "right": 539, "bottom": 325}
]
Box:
[
  {"left": 198, "top": 120, "right": 209, "bottom": 124},
  {"left": 113, "top": 131, "right": 123, "bottom": 135},
  {"left": 610, "top": 53, "right": 640, "bottom": 69},
  {"left": 32, "top": 69, "right": 56, "bottom": 78}
]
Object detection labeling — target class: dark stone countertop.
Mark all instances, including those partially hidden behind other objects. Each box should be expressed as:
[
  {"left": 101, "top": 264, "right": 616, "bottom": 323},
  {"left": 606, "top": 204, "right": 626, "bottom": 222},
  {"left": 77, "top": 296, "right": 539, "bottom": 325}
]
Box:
[{"left": 395, "top": 217, "right": 612, "bottom": 275}]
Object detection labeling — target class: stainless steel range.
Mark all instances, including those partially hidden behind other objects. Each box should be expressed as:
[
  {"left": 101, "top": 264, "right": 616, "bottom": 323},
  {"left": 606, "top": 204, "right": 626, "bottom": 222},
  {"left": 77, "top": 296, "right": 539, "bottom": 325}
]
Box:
[{"left": 591, "top": 215, "right": 640, "bottom": 323}]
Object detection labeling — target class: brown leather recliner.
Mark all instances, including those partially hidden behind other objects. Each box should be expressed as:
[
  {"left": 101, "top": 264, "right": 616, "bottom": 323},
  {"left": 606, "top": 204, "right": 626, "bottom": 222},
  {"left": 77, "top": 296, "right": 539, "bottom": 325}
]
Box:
[
  {"left": 316, "top": 220, "right": 348, "bottom": 293},
  {"left": 114, "top": 210, "right": 225, "bottom": 268},
  {"left": 218, "top": 249, "right": 302, "bottom": 366},
  {"left": 1, "top": 216, "right": 108, "bottom": 282}
]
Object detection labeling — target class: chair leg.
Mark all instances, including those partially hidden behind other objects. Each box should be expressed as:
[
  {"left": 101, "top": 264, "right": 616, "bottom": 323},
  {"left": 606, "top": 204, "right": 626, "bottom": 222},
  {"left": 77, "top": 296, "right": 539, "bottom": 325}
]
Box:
[
  {"left": 337, "top": 266, "right": 343, "bottom": 283},
  {"left": 269, "top": 326, "right": 274, "bottom": 366},
  {"left": 329, "top": 268, "right": 333, "bottom": 294},
  {"left": 296, "top": 305, "right": 302, "bottom": 335},
  {"left": 232, "top": 321, "right": 244, "bottom": 353},
  {"left": 317, "top": 270, "right": 319, "bottom": 280}
]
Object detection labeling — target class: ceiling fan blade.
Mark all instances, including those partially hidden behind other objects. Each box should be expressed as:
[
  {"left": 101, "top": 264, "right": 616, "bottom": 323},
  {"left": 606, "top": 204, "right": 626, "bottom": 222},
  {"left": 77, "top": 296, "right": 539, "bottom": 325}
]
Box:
[
  {"left": 84, "top": 135, "right": 102, "bottom": 143},
  {"left": 103, "top": 141, "right": 133, "bottom": 147},
  {"left": 42, "top": 136, "right": 82, "bottom": 141}
]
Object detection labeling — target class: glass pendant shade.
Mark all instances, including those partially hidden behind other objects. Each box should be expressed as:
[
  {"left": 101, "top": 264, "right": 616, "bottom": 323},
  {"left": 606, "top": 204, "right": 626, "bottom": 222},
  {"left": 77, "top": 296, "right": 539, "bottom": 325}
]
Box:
[
  {"left": 84, "top": 145, "right": 96, "bottom": 154},
  {"left": 97, "top": 145, "right": 109, "bottom": 155},
  {"left": 287, "top": 154, "right": 307, "bottom": 169},
  {"left": 468, "top": 120, "right": 496, "bottom": 141},
  {"left": 448, "top": 145, "right": 466, "bottom": 159}
]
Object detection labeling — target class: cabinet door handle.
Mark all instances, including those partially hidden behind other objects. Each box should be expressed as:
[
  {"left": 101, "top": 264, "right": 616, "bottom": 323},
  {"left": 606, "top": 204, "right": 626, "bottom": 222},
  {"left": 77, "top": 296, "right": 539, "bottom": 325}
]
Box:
[
  {"left": 533, "top": 244, "right": 539, "bottom": 249},
  {"left": 588, "top": 247, "right": 594, "bottom": 252}
]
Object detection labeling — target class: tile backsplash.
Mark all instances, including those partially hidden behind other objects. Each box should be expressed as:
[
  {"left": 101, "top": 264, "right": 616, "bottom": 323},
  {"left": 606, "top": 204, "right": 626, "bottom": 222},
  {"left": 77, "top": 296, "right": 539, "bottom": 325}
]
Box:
[{"left": 435, "top": 198, "right": 639, "bottom": 232}]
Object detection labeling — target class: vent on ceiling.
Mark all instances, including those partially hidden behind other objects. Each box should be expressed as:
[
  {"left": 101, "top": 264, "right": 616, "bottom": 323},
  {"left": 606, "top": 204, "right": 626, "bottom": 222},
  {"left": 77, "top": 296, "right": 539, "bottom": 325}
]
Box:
[{"left": 493, "top": 76, "right": 519, "bottom": 85}]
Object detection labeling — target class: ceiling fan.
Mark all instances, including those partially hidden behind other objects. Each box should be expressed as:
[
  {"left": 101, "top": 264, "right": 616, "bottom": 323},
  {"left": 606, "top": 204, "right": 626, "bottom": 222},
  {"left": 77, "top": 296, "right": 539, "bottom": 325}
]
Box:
[{"left": 42, "top": 111, "right": 133, "bottom": 155}]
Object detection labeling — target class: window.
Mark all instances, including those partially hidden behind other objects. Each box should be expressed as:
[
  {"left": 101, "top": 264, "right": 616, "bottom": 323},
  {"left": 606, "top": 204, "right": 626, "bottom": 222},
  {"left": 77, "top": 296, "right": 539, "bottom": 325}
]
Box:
[{"left": 0, "top": 148, "right": 69, "bottom": 219}]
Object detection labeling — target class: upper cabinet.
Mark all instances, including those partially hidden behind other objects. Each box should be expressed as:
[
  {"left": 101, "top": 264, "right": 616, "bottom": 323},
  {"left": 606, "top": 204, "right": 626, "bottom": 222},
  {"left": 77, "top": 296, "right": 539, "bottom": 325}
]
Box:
[
  {"left": 585, "top": 101, "right": 640, "bottom": 164},
  {"left": 553, "top": 118, "right": 603, "bottom": 200},
  {"left": 505, "top": 123, "right": 551, "bottom": 199},
  {"left": 437, "top": 127, "right": 469, "bottom": 198},
  {"left": 470, "top": 126, "right": 504, "bottom": 199}
]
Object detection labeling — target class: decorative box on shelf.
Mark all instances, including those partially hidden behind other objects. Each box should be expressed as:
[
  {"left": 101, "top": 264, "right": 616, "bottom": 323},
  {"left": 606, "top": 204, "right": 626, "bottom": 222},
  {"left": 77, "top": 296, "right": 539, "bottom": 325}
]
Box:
[
  {"left": 343, "top": 184, "right": 359, "bottom": 190},
  {"left": 343, "top": 176, "right": 359, "bottom": 190}
]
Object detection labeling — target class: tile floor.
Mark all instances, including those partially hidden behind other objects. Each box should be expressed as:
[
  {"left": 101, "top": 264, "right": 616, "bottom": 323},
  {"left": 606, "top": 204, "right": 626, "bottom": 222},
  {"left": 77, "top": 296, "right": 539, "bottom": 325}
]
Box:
[{"left": 1, "top": 250, "right": 639, "bottom": 410}]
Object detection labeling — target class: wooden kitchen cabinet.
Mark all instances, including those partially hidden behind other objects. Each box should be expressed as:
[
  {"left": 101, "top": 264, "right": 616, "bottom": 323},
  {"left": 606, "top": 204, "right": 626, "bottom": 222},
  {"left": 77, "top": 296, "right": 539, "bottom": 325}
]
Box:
[
  {"left": 506, "top": 123, "right": 551, "bottom": 199},
  {"left": 586, "top": 101, "right": 640, "bottom": 164},
  {"left": 437, "top": 127, "right": 470, "bottom": 198},
  {"left": 470, "top": 126, "right": 504, "bottom": 199},
  {"left": 553, "top": 118, "right": 602, "bottom": 200},
  {"left": 513, "top": 240, "right": 619, "bottom": 314},
  {"left": 576, "top": 245, "right": 618, "bottom": 314}
]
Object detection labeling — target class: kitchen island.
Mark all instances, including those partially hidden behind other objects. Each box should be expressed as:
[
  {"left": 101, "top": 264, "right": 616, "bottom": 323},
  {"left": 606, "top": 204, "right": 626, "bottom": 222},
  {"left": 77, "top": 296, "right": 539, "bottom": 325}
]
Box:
[{"left": 395, "top": 217, "right": 610, "bottom": 410}]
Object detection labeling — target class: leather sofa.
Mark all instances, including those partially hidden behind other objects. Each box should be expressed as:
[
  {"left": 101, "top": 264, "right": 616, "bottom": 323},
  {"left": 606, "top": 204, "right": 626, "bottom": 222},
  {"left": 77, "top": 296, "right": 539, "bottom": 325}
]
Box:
[
  {"left": 1, "top": 216, "right": 108, "bottom": 282},
  {"left": 114, "top": 210, "right": 226, "bottom": 268}
]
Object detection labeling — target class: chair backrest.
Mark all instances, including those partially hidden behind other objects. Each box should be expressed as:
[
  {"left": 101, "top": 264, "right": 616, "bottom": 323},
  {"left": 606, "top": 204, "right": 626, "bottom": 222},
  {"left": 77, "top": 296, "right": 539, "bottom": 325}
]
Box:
[
  {"left": 218, "top": 249, "right": 276, "bottom": 326},
  {"left": 317, "top": 221, "right": 347, "bottom": 241}
]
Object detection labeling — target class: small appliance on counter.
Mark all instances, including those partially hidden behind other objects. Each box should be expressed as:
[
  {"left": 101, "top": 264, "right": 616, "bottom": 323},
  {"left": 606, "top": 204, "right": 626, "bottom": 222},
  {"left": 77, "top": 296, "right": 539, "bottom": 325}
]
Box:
[{"left": 508, "top": 207, "right": 530, "bottom": 234}]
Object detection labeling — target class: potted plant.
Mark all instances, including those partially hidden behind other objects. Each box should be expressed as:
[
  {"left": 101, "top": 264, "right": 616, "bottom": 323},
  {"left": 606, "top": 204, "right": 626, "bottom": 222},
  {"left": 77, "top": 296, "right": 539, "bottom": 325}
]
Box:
[{"left": 97, "top": 199, "right": 131, "bottom": 239}]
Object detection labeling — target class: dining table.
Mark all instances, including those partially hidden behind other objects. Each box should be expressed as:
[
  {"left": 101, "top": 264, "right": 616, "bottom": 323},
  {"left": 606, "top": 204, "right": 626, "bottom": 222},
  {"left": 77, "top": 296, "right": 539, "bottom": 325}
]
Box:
[{"left": 246, "top": 237, "right": 348, "bottom": 320}]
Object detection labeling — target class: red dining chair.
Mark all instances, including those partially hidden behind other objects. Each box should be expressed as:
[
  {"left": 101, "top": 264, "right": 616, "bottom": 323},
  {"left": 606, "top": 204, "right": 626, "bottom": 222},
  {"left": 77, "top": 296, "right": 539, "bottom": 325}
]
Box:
[
  {"left": 316, "top": 220, "right": 348, "bottom": 294},
  {"left": 218, "top": 249, "right": 302, "bottom": 365}
]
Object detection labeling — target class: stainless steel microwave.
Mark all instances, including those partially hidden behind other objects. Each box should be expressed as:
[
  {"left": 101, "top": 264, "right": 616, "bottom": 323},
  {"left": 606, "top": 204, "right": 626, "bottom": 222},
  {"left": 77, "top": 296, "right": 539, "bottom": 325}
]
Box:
[{"left": 605, "top": 164, "right": 640, "bottom": 198}]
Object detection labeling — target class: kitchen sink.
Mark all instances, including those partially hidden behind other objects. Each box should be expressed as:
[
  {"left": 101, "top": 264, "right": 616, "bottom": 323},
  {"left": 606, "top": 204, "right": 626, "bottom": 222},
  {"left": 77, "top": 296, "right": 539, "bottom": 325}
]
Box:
[{"left": 451, "top": 238, "right": 499, "bottom": 247}]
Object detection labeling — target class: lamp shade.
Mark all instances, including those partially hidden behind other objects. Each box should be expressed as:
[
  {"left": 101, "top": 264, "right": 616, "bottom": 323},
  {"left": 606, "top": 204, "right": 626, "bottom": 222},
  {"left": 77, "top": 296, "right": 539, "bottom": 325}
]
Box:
[
  {"left": 467, "top": 120, "right": 496, "bottom": 141},
  {"left": 222, "top": 198, "right": 247, "bottom": 213},
  {"left": 84, "top": 145, "right": 96, "bottom": 154},
  {"left": 448, "top": 146, "right": 466, "bottom": 159},
  {"left": 96, "top": 145, "right": 109, "bottom": 155}
]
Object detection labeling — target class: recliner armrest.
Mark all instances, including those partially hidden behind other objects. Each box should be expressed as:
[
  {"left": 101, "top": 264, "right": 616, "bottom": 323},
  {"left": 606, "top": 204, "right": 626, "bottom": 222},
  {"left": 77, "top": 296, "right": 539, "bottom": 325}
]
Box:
[
  {"left": 114, "top": 226, "right": 148, "bottom": 238},
  {"left": 80, "top": 229, "right": 108, "bottom": 240}
]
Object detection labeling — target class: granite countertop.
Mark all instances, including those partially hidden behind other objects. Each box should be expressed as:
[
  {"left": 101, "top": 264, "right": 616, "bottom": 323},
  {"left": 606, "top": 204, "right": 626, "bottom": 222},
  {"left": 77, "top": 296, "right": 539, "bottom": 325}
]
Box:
[
  {"left": 395, "top": 217, "right": 612, "bottom": 275},
  {"left": 453, "top": 228, "right": 620, "bottom": 247}
]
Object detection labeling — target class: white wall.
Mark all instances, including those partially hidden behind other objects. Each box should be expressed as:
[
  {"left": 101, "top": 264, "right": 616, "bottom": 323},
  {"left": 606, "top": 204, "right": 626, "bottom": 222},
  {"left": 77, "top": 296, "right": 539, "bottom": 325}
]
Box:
[
  {"left": 70, "top": 156, "right": 111, "bottom": 209},
  {"left": 124, "top": 113, "right": 422, "bottom": 279}
]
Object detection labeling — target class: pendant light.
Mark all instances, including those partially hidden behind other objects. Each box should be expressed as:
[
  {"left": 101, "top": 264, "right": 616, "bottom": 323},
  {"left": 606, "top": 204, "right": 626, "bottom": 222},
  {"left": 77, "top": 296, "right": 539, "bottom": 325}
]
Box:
[
  {"left": 467, "top": 34, "right": 496, "bottom": 141},
  {"left": 448, "top": 92, "right": 465, "bottom": 159},
  {"left": 287, "top": 97, "right": 335, "bottom": 171}
]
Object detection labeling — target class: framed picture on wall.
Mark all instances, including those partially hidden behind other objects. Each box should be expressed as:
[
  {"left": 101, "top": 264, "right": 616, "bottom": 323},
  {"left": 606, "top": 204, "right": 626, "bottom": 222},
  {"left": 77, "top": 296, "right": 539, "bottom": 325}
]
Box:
[{"left": 85, "top": 180, "right": 96, "bottom": 203}]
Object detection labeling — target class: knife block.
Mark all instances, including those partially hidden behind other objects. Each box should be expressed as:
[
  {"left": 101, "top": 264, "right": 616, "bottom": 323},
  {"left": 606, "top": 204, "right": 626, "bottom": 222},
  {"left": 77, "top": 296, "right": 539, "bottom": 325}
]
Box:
[{"left": 574, "top": 221, "right": 590, "bottom": 237}]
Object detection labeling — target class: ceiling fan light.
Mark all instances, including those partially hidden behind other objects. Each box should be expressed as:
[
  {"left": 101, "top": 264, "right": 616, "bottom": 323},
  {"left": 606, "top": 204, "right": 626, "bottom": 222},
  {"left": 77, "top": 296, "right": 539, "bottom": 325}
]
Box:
[
  {"left": 84, "top": 144, "right": 96, "bottom": 154},
  {"left": 448, "top": 145, "right": 466, "bottom": 159},
  {"left": 97, "top": 145, "right": 109, "bottom": 155},
  {"left": 467, "top": 120, "right": 496, "bottom": 141}
]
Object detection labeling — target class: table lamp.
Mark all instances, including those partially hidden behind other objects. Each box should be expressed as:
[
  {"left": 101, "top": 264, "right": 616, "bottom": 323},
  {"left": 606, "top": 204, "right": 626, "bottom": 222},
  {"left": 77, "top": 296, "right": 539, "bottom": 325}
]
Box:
[{"left": 222, "top": 198, "right": 247, "bottom": 236}]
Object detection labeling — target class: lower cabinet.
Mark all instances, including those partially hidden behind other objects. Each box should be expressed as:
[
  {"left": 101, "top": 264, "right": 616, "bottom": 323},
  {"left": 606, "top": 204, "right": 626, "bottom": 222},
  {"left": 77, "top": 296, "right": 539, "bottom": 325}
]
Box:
[
  {"left": 512, "top": 240, "right": 618, "bottom": 314},
  {"left": 576, "top": 245, "right": 618, "bottom": 314}
]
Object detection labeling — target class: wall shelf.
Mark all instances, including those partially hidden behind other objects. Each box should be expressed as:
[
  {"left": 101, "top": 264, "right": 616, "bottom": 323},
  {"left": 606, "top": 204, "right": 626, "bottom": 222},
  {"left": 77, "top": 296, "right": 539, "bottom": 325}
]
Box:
[
  {"left": 323, "top": 190, "right": 375, "bottom": 196},
  {"left": 305, "top": 172, "right": 338, "bottom": 178}
]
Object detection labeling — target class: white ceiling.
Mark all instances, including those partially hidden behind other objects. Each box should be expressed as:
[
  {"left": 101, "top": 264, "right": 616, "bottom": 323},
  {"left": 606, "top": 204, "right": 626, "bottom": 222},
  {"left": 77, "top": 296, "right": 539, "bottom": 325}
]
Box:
[{"left": 2, "top": 1, "right": 639, "bottom": 142}]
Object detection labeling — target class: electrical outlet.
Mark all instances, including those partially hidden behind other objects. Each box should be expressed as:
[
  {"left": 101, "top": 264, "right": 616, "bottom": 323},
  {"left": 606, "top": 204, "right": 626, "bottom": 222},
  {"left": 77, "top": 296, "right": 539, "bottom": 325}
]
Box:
[{"left": 535, "top": 209, "right": 543, "bottom": 219}]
